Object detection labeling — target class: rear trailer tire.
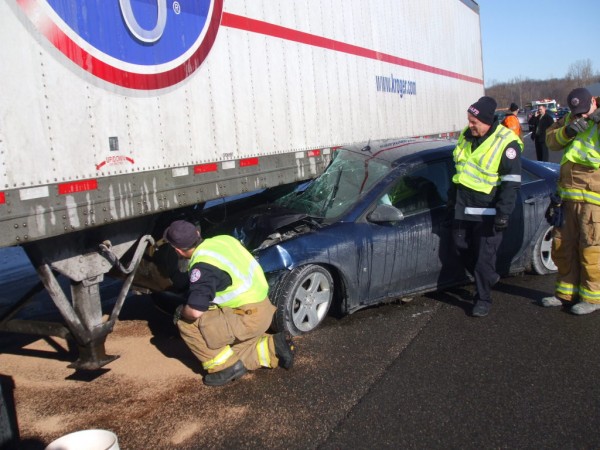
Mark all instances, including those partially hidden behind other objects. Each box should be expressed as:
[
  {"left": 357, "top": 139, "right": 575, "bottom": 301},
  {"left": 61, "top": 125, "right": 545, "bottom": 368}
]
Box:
[
  {"left": 272, "top": 264, "right": 334, "bottom": 336},
  {"left": 532, "top": 224, "right": 557, "bottom": 275}
]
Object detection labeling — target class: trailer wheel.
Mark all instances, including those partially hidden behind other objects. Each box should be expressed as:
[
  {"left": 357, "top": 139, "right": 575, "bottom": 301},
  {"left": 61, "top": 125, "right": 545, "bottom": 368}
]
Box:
[
  {"left": 272, "top": 265, "right": 334, "bottom": 336},
  {"left": 532, "top": 224, "right": 557, "bottom": 275}
]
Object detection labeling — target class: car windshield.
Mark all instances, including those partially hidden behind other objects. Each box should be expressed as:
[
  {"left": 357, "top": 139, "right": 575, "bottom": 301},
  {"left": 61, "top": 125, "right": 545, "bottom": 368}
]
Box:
[{"left": 276, "top": 148, "right": 391, "bottom": 219}]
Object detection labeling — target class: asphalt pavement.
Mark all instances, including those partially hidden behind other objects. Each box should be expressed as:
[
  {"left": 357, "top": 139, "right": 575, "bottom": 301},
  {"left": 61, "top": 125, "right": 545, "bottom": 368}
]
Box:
[
  {"left": 9, "top": 272, "right": 599, "bottom": 450},
  {"left": 319, "top": 274, "right": 600, "bottom": 450}
]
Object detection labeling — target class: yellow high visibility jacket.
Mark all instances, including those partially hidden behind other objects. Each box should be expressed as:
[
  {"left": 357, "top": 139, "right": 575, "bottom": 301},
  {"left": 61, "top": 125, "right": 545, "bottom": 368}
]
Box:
[
  {"left": 560, "top": 114, "right": 600, "bottom": 169},
  {"left": 453, "top": 126, "right": 524, "bottom": 194},
  {"left": 189, "top": 236, "right": 268, "bottom": 308}
]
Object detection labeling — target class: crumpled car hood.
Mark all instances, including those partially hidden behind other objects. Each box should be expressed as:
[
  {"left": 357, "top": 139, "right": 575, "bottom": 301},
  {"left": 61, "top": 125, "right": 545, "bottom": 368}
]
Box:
[{"left": 207, "top": 204, "right": 315, "bottom": 251}]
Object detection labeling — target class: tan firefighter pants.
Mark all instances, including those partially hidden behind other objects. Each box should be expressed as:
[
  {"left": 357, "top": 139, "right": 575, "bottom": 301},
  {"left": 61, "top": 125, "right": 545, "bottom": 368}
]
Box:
[
  {"left": 552, "top": 201, "right": 600, "bottom": 303},
  {"left": 177, "top": 297, "right": 279, "bottom": 372}
]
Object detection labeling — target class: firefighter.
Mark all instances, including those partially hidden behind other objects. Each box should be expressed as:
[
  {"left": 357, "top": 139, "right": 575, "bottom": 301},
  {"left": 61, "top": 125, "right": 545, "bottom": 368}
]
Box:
[
  {"left": 542, "top": 88, "right": 600, "bottom": 314},
  {"left": 448, "top": 96, "right": 523, "bottom": 317},
  {"left": 163, "top": 220, "right": 295, "bottom": 386}
]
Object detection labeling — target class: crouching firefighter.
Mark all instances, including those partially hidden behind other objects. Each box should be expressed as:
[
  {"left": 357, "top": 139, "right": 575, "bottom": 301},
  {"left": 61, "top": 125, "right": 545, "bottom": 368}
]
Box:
[{"left": 163, "top": 220, "right": 295, "bottom": 386}]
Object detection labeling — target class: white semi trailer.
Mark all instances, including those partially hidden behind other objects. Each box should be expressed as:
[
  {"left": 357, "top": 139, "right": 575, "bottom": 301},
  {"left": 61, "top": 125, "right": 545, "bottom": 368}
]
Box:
[{"left": 0, "top": 0, "right": 484, "bottom": 369}]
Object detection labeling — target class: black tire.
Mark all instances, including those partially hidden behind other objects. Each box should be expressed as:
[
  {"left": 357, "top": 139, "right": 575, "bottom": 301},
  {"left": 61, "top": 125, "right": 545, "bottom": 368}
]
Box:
[
  {"left": 272, "top": 264, "right": 334, "bottom": 336},
  {"left": 532, "top": 224, "right": 557, "bottom": 275}
]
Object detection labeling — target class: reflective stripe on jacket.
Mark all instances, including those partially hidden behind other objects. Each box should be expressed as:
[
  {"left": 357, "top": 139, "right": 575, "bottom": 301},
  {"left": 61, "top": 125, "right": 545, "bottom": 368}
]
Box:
[
  {"left": 556, "top": 113, "right": 600, "bottom": 205},
  {"left": 560, "top": 114, "right": 600, "bottom": 169},
  {"left": 189, "top": 236, "right": 268, "bottom": 308},
  {"left": 453, "top": 125, "right": 524, "bottom": 194}
]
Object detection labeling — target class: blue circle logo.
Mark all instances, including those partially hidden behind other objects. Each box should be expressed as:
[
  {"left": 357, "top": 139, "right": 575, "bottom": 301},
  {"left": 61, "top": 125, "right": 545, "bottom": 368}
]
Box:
[{"left": 18, "top": 0, "right": 223, "bottom": 90}]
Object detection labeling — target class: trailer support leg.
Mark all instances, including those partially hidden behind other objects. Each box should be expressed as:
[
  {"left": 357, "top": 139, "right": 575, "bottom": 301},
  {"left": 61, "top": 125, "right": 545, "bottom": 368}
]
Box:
[{"left": 20, "top": 234, "right": 154, "bottom": 370}]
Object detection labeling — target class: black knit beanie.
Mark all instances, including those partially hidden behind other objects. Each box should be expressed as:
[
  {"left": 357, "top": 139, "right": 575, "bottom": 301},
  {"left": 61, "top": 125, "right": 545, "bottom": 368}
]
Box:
[{"left": 467, "top": 96, "right": 497, "bottom": 125}]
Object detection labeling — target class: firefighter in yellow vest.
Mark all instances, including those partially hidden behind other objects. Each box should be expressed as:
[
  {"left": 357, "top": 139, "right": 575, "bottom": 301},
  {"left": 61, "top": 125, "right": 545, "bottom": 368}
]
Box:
[
  {"left": 448, "top": 96, "right": 523, "bottom": 317},
  {"left": 163, "top": 220, "right": 295, "bottom": 386},
  {"left": 542, "top": 87, "right": 600, "bottom": 314}
]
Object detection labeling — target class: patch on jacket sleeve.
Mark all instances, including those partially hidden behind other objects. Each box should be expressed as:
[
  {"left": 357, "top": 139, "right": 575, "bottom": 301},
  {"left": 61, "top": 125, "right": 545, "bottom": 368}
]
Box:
[
  {"left": 189, "top": 268, "right": 201, "bottom": 283},
  {"left": 505, "top": 148, "right": 517, "bottom": 160}
]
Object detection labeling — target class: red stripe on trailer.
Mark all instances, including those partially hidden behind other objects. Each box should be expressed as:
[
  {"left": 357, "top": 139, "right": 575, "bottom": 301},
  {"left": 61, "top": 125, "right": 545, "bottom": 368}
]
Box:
[
  {"left": 307, "top": 149, "right": 321, "bottom": 157},
  {"left": 0, "top": 192, "right": 5, "bottom": 204},
  {"left": 221, "top": 13, "right": 483, "bottom": 85},
  {"left": 58, "top": 180, "right": 98, "bottom": 195},
  {"left": 194, "top": 163, "right": 218, "bottom": 174},
  {"left": 240, "top": 157, "right": 259, "bottom": 167}
]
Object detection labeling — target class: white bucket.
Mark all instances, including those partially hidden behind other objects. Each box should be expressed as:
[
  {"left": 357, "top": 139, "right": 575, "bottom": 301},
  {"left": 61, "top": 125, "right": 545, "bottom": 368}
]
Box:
[{"left": 45, "top": 429, "right": 119, "bottom": 450}]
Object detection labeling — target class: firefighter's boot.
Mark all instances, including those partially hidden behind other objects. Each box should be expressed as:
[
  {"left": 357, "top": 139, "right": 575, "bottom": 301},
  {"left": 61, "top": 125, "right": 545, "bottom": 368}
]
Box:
[
  {"left": 541, "top": 296, "right": 564, "bottom": 307},
  {"left": 273, "top": 332, "right": 295, "bottom": 369},
  {"left": 571, "top": 301, "right": 600, "bottom": 315},
  {"left": 203, "top": 360, "right": 247, "bottom": 387}
]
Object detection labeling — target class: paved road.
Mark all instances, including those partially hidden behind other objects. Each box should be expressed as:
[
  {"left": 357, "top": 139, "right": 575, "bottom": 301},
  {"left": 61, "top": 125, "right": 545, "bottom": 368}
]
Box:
[
  {"left": 6, "top": 271, "right": 600, "bottom": 449},
  {"left": 522, "top": 128, "right": 562, "bottom": 164},
  {"left": 321, "top": 274, "right": 600, "bottom": 449}
]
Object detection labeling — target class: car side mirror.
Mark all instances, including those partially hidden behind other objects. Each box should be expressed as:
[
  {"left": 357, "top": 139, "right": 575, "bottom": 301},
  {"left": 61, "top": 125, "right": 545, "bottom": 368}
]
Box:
[{"left": 367, "top": 204, "right": 404, "bottom": 223}]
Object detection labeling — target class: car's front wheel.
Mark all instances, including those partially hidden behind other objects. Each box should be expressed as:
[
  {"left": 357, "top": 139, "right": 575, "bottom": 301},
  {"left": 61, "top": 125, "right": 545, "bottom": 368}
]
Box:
[
  {"left": 532, "top": 224, "right": 557, "bottom": 275},
  {"left": 272, "top": 264, "right": 334, "bottom": 336}
]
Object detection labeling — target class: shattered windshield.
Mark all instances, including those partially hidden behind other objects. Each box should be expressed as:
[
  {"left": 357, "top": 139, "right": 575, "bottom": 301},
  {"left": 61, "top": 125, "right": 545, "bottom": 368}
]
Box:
[{"left": 275, "top": 149, "right": 392, "bottom": 219}]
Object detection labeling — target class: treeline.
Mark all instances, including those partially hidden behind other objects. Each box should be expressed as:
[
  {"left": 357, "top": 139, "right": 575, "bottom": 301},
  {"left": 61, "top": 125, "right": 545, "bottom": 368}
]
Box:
[{"left": 485, "top": 59, "right": 600, "bottom": 110}]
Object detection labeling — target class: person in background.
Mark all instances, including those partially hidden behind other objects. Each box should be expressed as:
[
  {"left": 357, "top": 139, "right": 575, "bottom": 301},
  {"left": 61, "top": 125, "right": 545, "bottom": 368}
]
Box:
[
  {"left": 163, "top": 220, "right": 295, "bottom": 386},
  {"left": 542, "top": 87, "right": 600, "bottom": 314},
  {"left": 502, "top": 102, "right": 522, "bottom": 138},
  {"left": 528, "top": 104, "right": 554, "bottom": 161},
  {"left": 447, "top": 96, "right": 523, "bottom": 317}
]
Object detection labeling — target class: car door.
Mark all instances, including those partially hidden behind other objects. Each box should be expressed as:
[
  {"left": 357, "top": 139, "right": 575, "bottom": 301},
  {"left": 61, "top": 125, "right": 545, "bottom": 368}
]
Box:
[
  {"left": 361, "top": 158, "right": 464, "bottom": 303},
  {"left": 496, "top": 162, "right": 551, "bottom": 273}
]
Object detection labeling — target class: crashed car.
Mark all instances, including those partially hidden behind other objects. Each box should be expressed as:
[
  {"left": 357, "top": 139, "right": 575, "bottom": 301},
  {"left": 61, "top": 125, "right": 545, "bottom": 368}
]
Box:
[{"left": 141, "top": 138, "right": 559, "bottom": 336}]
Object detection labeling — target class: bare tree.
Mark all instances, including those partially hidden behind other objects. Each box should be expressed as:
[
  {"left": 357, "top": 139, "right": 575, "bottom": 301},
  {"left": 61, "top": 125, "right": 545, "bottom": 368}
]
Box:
[
  {"left": 485, "top": 62, "right": 600, "bottom": 111},
  {"left": 565, "top": 59, "right": 597, "bottom": 86}
]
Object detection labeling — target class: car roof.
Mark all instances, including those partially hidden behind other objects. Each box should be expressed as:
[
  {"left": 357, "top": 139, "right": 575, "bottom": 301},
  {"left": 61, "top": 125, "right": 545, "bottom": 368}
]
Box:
[{"left": 339, "top": 138, "right": 456, "bottom": 164}]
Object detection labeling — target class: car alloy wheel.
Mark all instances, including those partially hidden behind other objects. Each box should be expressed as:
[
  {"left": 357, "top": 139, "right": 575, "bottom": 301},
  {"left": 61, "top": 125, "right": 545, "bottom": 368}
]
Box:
[
  {"left": 272, "top": 264, "right": 334, "bottom": 336},
  {"left": 532, "top": 224, "right": 557, "bottom": 275}
]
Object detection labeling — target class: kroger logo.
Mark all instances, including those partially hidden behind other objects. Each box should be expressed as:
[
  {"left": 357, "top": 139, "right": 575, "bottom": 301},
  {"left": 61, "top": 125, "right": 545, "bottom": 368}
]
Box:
[{"left": 18, "top": 0, "right": 223, "bottom": 90}]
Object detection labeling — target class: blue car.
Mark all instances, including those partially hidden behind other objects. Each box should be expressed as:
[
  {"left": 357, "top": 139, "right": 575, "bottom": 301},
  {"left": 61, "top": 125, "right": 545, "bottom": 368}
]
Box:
[{"left": 146, "top": 139, "right": 559, "bottom": 335}]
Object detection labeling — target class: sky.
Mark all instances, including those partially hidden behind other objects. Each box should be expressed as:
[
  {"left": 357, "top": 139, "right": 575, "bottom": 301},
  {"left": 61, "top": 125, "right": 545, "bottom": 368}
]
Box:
[{"left": 476, "top": 0, "right": 599, "bottom": 86}]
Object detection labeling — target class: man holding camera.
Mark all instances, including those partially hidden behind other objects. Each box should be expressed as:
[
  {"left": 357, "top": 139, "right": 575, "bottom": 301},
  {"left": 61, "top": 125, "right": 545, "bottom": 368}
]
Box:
[{"left": 542, "top": 88, "right": 600, "bottom": 314}]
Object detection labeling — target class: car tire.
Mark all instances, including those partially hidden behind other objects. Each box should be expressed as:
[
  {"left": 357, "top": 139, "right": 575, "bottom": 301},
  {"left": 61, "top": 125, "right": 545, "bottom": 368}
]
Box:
[
  {"left": 272, "top": 264, "right": 334, "bottom": 336},
  {"left": 532, "top": 224, "right": 557, "bottom": 275}
]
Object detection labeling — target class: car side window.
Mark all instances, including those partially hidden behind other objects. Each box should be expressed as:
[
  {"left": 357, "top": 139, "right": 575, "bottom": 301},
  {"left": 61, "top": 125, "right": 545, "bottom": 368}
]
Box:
[{"left": 382, "top": 161, "right": 450, "bottom": 215}]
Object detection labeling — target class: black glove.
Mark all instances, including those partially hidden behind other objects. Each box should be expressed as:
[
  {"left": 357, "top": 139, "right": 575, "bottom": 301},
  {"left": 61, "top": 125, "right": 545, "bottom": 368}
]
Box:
[
  {"left": 173, "top": 304, "right": 183, "bottom": 325},
  {"left": 545, "top": 193, "right": 564, "bottom": 227},
  {"left": 494, "top": 215, "right": 509, "bottom": 231},
  {"left": 565, "top": 117, "right": 589, "bottom": 138},
  {"left": 588, "top": 108, "right": 600, "bottom": 124}
]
